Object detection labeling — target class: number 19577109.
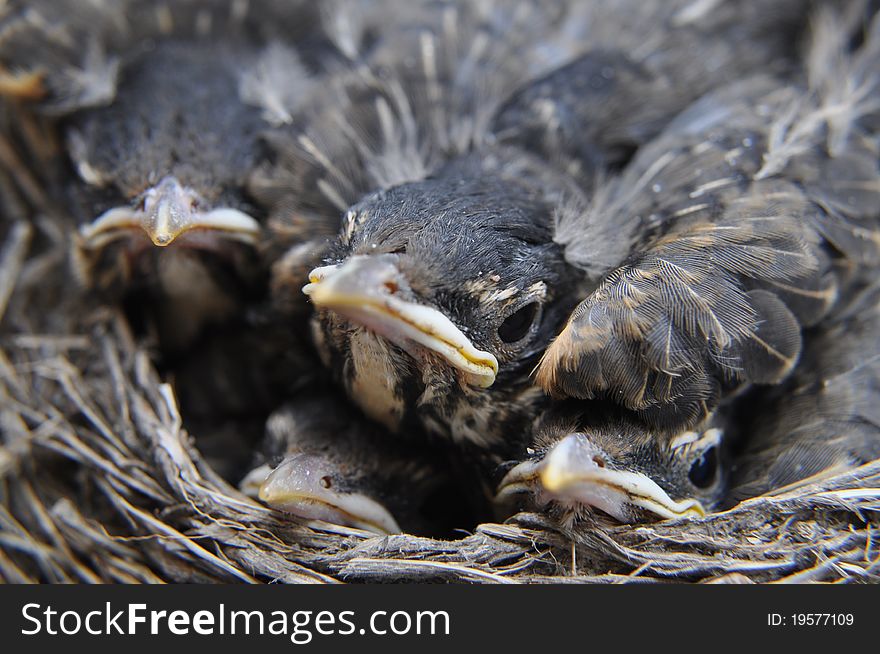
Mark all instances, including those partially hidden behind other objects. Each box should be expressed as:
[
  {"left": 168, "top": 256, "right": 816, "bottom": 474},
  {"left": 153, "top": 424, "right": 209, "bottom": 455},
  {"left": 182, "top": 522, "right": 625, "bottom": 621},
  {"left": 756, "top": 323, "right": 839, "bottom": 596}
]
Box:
[{"left": 768, "top": 614, "right": 854, "bottom": 626}]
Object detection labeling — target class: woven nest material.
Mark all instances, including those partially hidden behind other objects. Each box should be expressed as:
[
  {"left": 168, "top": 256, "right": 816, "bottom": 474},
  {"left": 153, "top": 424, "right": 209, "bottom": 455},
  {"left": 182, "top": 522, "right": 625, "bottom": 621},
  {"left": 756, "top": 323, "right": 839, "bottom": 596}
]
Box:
[{"left": 1, "top": 222, "right": 879, "bottom": 584}]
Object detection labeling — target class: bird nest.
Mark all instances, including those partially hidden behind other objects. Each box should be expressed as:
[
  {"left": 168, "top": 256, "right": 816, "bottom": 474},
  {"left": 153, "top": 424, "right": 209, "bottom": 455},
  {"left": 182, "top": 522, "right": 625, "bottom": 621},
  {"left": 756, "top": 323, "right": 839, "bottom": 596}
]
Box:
[{"left": 2, "top": 221, "right": 879, "bottom": 584}]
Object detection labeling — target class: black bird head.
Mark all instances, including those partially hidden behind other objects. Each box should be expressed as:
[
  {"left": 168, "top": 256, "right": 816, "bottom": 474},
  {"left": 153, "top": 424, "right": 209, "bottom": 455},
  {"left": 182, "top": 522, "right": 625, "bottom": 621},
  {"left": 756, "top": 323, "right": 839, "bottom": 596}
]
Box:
[
  {"left": 2, "top": 1, "right": 327, "bottom": 348},
  {"left": 242, "top": 395, "right": 460, "bottom": 536},
  {"left": 304, "top": 149, "right": 582, "bottom": 449},
  {"left": 496, "top": 403, "right": 728, "bottom": 524},
  {"left": 252, "top": 453, "right": 404, "bottom": 536},
  {"left": 69, "top": 41, "right": 265, "bottom": 253},
  {"left": 67, "top": 39, "right": 273, "bottom": 349}
]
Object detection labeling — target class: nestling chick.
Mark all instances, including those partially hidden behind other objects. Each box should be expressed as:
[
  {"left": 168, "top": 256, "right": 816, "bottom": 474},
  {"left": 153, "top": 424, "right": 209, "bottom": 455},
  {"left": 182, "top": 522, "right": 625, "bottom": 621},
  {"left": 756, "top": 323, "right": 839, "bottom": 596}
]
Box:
[
  {"left": 496, "top": 402, "right": 727, "bottom": 524},
  {"left": 242, "top": 394, "right": 468, "bottom": 536},
  {"left": 68, "top": 30, "right": 270, "bottom": 350},
  {"left": 296, "top": 4, "right": 879, "bottom": 456},
  {"left": 0, "top": 0, "right": 327, "bottom": 349},
  {"left": 304, "top": 148, "right": 582, "bottom": 452}
]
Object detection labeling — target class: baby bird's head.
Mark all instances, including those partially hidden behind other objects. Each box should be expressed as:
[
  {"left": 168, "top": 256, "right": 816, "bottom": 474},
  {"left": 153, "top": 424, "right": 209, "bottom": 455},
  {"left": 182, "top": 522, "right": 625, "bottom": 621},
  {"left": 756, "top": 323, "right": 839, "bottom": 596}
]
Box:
[
  {"left": 304, "top": 151, "right": 581, "bottom": 449},
  {"left": 497, "top": 404, "right": 728, "bottom": 524}
]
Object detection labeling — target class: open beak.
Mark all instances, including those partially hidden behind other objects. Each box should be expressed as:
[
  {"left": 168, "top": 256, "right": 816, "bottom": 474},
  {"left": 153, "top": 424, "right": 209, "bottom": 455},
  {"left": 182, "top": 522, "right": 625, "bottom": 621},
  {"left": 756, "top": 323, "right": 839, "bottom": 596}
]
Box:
[
  {"left": 303, "top": 254, "right": 498, "bottom": 387},
  {"left": 78, "top": 176, "right": 261, "bottom": 248},
  {"left": 257, "top": 454, "right": 402, "bottom": 535},
  {"left": 498, "top": 434, "right": 706, "bottom": 522}
]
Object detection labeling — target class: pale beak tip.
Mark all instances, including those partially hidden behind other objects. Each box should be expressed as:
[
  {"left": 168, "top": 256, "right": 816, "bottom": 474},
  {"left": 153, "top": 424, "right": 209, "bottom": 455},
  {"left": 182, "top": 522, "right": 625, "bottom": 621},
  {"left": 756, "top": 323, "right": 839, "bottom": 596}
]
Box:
[
  {"left": 689, "top": 503, "right": 707, "bottom": 518},
  {"left": 257, "top": 482, "right": 274, "bottom": 503},
  {"left": 150, "top": 233, "right": 174, "bottom": 247},
  {"left": 474, "top": 371, "right": 497, "bottom": 388},
  {"left": 302, "top": 282, "right": 318, "bottom": 297}
]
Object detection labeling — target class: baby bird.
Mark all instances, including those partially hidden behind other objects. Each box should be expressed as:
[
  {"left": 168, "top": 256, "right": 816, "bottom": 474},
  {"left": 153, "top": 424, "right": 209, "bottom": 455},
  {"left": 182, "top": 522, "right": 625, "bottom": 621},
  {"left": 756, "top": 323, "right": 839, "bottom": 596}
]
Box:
[
  {"left": 304, "top": 149, "right": 582, "bottom": 452},
  {"left": 495, "top": 402, "right": 727, "bottom": 524},
  {"left": 242, "top": 393, "right": 468, "bottom": 536},
  {"left": 729, "top": 290, "right": 880, "bottom": 500},
  {"left": 498, "top": 285, "right": 880, "bottom": 527},
  {"left": 0, "top": 0, "right": 327, "bottom": 349},
  {"left": 294, "top": 3, "right": 878, "bottom": 459}
]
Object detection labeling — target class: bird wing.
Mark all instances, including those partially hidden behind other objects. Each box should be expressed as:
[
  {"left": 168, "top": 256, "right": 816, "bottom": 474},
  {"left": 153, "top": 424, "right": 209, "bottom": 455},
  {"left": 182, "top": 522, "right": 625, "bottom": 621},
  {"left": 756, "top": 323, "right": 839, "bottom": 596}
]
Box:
[
  {"left": 536, "top": 182, "right": 818, "bottom": 430},
  {"left": 538, "top": 10, "right": 880, "bottom": 431}
]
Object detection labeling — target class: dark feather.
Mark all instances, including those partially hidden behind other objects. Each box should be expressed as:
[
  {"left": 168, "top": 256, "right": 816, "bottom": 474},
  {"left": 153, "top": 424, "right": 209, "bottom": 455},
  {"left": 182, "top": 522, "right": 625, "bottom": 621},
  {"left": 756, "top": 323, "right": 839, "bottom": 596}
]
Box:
[{"left": 730, "top": 300, "right": 880, "bottom": 499}]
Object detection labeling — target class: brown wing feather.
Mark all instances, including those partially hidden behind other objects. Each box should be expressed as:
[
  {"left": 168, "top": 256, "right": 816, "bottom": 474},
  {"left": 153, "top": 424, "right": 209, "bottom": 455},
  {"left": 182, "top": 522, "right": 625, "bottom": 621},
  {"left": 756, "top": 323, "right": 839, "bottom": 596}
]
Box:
[
  {"left": 540, "top": 14, "right": 880, "bottom": 431},
  {"left": 537, "top": 185, "right": 821, "bottom": 430}
]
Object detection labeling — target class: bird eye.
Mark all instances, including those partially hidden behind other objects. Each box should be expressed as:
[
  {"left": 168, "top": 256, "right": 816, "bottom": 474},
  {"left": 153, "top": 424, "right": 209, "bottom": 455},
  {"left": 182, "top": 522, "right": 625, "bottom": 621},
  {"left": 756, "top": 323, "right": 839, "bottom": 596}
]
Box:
[
  {"left": 319, "top": 476, "right": 333, "bottom": 489},
  {"left": 688, "top": 446, "right": 718, "bottom": 489},
  {"left": 498, "top": 302, "right": 540, "bottom": 343}
]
